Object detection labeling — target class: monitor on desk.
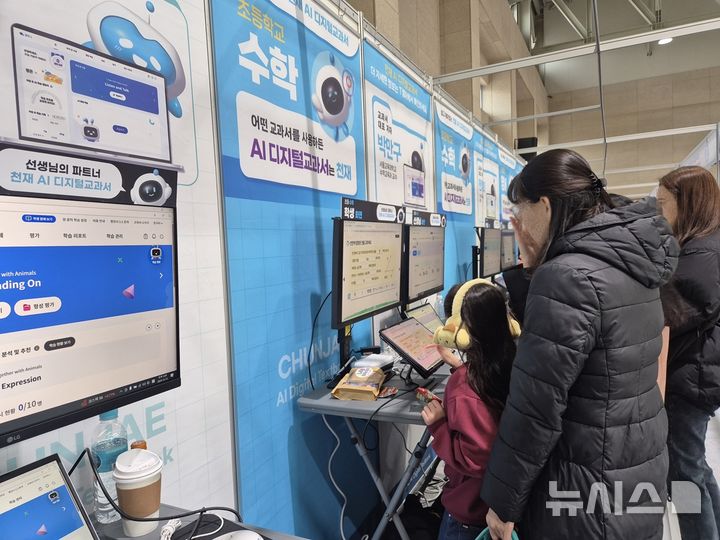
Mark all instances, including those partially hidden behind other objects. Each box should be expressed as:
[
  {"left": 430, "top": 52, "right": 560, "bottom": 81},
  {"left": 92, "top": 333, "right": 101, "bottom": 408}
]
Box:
[
  {"left": 0, "top": 454, "right": 98, "bottom": 539},
  {"left": 405, "top": 304, "right": 444, "bottom": 334},
  {"left": 0, "top": 195, "right": 180, "bottom": 447},
  {"left": 403, "top": 225, "right": 445, "bottom": 305},
  {"left": 476, "top": 227, "right": 501, "bottom": 278},
  {"left": 501, "top": 230, "right": 518, "bottom": 270},
  {"left": 379, "top": 318, "right": 444, "bottom": 379},
  {"left": 331, "top": 219, "right": 404, "bottom": 328}
]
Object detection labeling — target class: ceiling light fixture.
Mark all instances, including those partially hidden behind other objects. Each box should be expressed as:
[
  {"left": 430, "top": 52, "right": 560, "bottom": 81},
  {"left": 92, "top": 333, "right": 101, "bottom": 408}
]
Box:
[{"left": 658, "top": 37, "right": 673, "bottom": 45}]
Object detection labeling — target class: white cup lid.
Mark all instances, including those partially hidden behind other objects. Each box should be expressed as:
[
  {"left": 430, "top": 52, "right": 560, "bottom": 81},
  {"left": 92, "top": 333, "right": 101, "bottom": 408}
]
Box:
[{"left": 113, "top": 449, "right": 162, "bottom": 481}]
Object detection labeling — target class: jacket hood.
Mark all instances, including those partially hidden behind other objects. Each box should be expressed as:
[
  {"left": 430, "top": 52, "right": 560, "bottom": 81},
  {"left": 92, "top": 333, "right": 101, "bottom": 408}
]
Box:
[{"left": 547, "top": 197, "right": 679, "bottom": 288}]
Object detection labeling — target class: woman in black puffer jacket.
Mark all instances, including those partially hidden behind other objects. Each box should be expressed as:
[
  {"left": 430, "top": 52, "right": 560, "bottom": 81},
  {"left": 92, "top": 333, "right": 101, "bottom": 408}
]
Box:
[
  {"left": 657, "top": 166, "right": 720, "bottom": 540},
  {"left": 483, "top": 149, "right": 679, "bottom": 540}
]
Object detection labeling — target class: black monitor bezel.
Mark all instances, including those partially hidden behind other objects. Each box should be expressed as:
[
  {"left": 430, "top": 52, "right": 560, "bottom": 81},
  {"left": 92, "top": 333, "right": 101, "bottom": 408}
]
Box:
[
  {"left": 501, "top": 229, "right": 519, "bottom": 271},
  {"left": 0, "top": 199, "right": 181, "bottom": 449},
  {"left": 0, "top": 453, "right": 100, "bottom": 539},
  {"left": 379, "top": 318, "right": 444, "bottom": 379},
  {"left": 402, "top": 223, "right": 445, "bottom": 306},
  {"left": 10, "top": 23, "right": 173, "bottom": 164},
  {"left": 476, "top": 227, "right": 501, "bottom": 278},
  {"left": 331, "top": 218, "right": 404, "bottom": 329}
]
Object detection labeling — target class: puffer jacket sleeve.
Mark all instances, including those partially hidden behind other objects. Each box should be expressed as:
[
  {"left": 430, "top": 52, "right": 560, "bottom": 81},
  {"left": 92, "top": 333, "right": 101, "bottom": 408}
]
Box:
[
  {"left": 670, "top": 248, "right": 720, "bottom": 337},
  {"left": 481, "top": 261, "right": 601, "bottom": 523}
]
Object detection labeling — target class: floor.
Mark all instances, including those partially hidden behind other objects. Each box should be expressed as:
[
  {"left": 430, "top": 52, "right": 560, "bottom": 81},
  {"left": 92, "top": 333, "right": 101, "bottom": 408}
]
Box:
[{"left": 707, "top": 413, "right": 720, "bottom": 482}]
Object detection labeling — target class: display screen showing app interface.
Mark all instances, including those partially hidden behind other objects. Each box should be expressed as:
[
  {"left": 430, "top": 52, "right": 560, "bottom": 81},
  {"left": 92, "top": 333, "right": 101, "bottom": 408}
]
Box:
[
  {"left": 406, "top": 304, "right": 443, "bottom": 333},
  {"left": 382, "top": 318, "right": 442, "bottom": 371},
  {"left": 482, "top": 228, "right": 501, "bottom": 277},
  {"left": 0, "top": 461, "right": 94, "bottom": 540},
  {"left": 407, "top": 226, "right": 444, "bottom": 302},
  {"left": 12, "top": 25, "right": 171, "bottom": 162},
  {"left": 0, "top": 196, "right": 178, "bottom": 434},
  {"left": 501, "top": 231, "right": 516, "bottom": 269},
  {"left": 341, "top": 220, "right": 403, "bottom": 324},
  {"left": 404, "top": 165, "right": 425, "bottom": 207}
]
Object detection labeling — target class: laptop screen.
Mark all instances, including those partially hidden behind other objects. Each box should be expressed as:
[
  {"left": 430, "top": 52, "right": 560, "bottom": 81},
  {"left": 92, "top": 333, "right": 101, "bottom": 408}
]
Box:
[
  {"left": 0, "top": 456, "right": 97, "bottom": 540},
  {"left": 405, "top": 304, "right": 444, "bottom": 334}
]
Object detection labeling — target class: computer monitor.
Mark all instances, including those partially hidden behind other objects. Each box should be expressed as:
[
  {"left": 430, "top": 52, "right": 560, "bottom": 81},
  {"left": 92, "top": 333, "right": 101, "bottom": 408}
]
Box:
[
  {"left": 331, "top": 219, "right": 404, "bottom": 328},
  {"left": 403, "top": 165, "right": 425, "bottom": 208},
  {"left": 0, "top": 454, "right": 98, "bottom": 539},
  {"left": 476, "top": 227, "right": 501, "bottom": 278},
  {"left": 0, "top": 195, "right": 179, "bottom": 447},
  {"left": 405, "top": 304, "right": 444, "bottom": 334},
  {"left": 501, "top": 230, "right": 518, "bottom": 270},
  {"left": 379, "top": 318, "right": 444, "bottom": 379},
  {"left": 11, "top": 24, "right": 172, "bottom": 163},
  {"left": 404, "top": 225, "right": 445, "bottom": 304}
]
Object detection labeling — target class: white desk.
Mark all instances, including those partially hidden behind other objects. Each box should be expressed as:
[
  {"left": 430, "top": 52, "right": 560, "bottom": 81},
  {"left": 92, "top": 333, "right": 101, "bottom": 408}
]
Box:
[{"left": 98, "top": 504, "right": 309, "bottom": 540}]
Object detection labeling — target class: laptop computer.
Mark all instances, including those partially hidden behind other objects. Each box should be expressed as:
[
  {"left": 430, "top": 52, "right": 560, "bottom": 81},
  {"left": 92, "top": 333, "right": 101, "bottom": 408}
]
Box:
[{"left": 0, "top": 454, "right": 99, "bottom": 539}]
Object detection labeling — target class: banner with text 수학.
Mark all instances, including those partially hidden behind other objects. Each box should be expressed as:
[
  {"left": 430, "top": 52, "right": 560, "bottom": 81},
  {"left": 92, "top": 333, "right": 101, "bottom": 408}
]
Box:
[
  {"left": 211, "top": 0, "right": 377, "bottom": 536},
  {"left": 215, "top": 0, "right": 364, "bottom": 197},
  {"left": 363, "top": 41, "right": 433, "bottom": 210},
  {"left": 435, "top": 100, "right": 473, "bottom": 215},
  {"left": 434, "top": 99, "right": 475, "bottom": 290}
]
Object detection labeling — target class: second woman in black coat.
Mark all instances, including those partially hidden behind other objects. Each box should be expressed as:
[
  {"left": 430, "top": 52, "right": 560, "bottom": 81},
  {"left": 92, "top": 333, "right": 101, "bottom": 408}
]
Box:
[
  {"left": 483, "top": 149, "right": 679, "bottom": 540},
  {"left": 657, "top": 166, "right": 720, "bottom": 540}
]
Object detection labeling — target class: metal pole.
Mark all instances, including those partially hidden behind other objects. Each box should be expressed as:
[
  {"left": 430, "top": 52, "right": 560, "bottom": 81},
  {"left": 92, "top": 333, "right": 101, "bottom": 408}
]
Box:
[
  {"left": 516, "top": 124, "right": 716, "bottom": 154},
  {"left": 433, "top": 16, "right": 720, "bottom": 85},
  {"left": 551, "top": 0, "right": 588, "bottom": 40},
  {"left": 344, "top": 418, "right": 411, "bottom": 540},
  {"left": 626, "top": 0, "right": 656, "bottom": 26},
  {"left": 485, "top": 104, "right": 601, "bottom": 127},
  {"left": 370, "top": 429, "right": 432, "bottom": 540}
]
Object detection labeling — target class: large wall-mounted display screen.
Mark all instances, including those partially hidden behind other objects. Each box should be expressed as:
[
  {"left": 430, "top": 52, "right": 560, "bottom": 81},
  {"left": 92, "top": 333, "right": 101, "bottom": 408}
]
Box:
[
  {"left": 12, "top": 24, "right": 171, "bottom": 163},
  {"left": 0, "top": 195, "right": 179, "bottom": 446}
]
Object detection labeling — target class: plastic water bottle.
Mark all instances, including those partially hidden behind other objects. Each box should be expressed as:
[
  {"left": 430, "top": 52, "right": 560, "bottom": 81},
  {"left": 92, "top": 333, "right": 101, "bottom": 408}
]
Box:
[
  {"left": 435, "top": 293, "right": 446, "bottom": 322},
  {"left": 91, "top": 409, "right": 128, "bottom": 524}
]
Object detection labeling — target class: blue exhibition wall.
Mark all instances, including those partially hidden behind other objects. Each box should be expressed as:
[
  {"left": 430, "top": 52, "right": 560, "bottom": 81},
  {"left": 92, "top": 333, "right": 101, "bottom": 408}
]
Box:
[
  {"left": 209, "top": 1, "right": 525, "bottom": 537},
  {"left": 210, "top": 0, "right": 377, "bottom": 537},
  {"left": 435, "top": 99, "right": 478, "bottom": 290}
]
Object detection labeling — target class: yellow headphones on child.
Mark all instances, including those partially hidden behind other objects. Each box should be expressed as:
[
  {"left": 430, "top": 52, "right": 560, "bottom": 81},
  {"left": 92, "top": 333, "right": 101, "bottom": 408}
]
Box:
[{"left": 433, "top": 278, "right": 521, "bottom": 350}]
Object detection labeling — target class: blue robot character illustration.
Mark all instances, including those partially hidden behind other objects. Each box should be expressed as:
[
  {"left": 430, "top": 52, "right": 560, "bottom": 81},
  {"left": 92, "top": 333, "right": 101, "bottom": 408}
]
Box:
[
  {"left": 311, "top": 52, "right": 354, "bottom": 142},
  {"left": 460, "top": 145, "right": 470, "bottom": 183},
  {"left": 81, "top": 118, "right": 100, "bottom": 142},
  {"left": 131, "top": 169, "right": 172, "bottom": 206},
  {"left": 86, "top": 1, "right": 187, "bottom": 118}
]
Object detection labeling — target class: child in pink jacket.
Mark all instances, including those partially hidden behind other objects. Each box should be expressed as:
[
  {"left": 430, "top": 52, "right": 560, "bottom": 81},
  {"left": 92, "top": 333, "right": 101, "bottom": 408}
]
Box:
[{"left": 422, "top": 282, "right": 516, "bottom": 540}]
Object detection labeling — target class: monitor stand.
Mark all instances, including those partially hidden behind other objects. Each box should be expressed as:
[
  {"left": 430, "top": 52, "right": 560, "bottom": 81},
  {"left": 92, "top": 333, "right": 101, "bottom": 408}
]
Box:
[{"left": 397, "top": 361, "right": 436, "bottom": 390}]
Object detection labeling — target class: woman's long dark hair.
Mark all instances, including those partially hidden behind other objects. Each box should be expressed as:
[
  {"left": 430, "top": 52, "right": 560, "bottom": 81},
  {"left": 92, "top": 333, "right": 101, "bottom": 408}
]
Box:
[
  {"left": 460, "top": 283, "right": 517, "bottom": 418},
  {"left": 508, "top": 149, "right": 614, "bottom": 267},
  {"left": 659, "top": 166, "right": 720, "bottom": 246}
]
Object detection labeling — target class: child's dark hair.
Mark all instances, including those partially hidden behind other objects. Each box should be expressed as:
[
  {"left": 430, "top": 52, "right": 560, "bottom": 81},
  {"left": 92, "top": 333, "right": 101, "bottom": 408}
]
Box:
[
  {"left": 444, "top": 283, "right": 462, "bottom": 319},
  {"left": 460, "top": 283, "right": 516, "bottom": 418}
]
